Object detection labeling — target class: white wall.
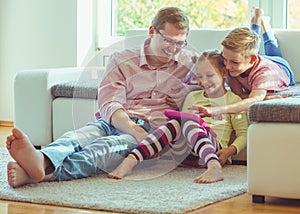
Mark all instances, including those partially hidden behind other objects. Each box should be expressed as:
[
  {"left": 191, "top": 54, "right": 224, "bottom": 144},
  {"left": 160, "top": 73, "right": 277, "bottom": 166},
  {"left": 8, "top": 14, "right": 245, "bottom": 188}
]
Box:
[
  {"left": 0, "top": 0, "right": 79, "bottom": 122},
  {"left": 77, "top": 0, "right": 98, "bottom": 67}
]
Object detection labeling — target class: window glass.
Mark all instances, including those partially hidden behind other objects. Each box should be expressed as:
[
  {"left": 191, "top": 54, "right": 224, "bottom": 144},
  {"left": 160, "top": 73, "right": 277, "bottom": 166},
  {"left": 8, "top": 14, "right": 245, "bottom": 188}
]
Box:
[
  {"left": 112, "top": 0, "right": 248, "bottom": 36},
  {"left": 287, "top": 0, "right": 300, "bottom": 28}
]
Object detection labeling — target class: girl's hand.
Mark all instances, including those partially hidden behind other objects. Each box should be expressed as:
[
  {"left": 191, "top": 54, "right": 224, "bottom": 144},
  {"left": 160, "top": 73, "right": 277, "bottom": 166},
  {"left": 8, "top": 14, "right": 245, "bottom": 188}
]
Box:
[
  {"left": 216, "top": 149, "right": 230, "bottom": 166},
  {"left": 216, "top": 146, "right": 237, "bottom": 166}
]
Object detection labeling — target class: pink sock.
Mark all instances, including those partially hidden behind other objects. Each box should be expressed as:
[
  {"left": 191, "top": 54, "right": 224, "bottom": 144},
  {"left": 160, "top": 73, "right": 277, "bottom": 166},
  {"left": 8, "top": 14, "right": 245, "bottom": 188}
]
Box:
[{"left": 163, "top": 109, "right": 217, "bottom": 138}]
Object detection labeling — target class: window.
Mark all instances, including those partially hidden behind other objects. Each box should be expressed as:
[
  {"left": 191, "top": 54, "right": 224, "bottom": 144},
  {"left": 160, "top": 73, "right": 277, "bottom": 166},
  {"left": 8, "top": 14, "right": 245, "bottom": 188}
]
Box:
[
  {"left": 287, "top": 0, "right": 300, "bottom": 28},
  {"left": 97, "top": 0, "right": 248, "bottom": 48},
  {"left": 97, "top": 0, "right": 300, "bottom": 48},
  {"left": 111, "top": 0, "right": 248, "bottom": 36}
]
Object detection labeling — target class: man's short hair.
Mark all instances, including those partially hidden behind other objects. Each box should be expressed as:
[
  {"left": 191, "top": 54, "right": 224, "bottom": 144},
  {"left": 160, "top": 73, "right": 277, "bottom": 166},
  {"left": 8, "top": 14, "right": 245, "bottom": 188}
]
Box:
[{"left": 151, "top": 7, "right": 189, "bottom": 33}]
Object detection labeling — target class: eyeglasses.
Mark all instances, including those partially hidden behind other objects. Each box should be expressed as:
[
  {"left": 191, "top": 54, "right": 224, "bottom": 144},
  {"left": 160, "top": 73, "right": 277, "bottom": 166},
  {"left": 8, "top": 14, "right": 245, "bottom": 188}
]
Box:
[{"left": 156, "top": 30, "right": 187, "bottom": 49}]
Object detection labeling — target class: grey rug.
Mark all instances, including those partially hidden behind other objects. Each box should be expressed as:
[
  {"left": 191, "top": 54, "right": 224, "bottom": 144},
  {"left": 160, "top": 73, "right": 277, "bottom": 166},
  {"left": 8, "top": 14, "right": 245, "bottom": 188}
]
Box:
[{"left": 0, "top": 148, "right": 247, "bottom": 214}]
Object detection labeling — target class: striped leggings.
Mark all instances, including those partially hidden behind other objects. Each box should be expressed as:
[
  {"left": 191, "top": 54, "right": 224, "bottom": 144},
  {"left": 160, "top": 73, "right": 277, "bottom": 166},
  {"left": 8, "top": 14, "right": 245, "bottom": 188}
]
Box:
[{"left": 129, "top": 119, "right": 220, "bottom": 167}]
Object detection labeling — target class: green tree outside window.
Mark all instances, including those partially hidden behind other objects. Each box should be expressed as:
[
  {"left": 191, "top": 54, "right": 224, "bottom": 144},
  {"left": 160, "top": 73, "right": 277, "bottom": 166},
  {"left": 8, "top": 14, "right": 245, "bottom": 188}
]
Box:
[{"left": 113, "top": 0, "right": 248, "bottom": 36}]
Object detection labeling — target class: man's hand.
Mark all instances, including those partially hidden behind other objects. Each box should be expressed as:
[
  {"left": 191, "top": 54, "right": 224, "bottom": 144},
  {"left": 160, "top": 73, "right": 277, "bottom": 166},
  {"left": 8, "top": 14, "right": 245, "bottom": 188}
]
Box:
[
  {"left": 165, "top": 97, "right": 179, "bottom": 110},
  {"left": 111, "top": 109, "right": 148, "bottom": 142},
  {"left": 133, "top": 129, "right": 149, "bottom": 143},
  {"left": 165, "top": 84, "right": 189, "bottom": 110}
]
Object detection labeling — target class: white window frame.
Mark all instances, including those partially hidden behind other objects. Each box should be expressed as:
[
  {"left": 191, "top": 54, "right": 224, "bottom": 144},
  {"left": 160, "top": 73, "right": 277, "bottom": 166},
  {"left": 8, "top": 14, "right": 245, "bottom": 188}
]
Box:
[
  {"left": 97, "top": 0, "right": 287, "bottom": 49},
  {"left": 97, "top": 0, "right": 123, "bottom": 49}
]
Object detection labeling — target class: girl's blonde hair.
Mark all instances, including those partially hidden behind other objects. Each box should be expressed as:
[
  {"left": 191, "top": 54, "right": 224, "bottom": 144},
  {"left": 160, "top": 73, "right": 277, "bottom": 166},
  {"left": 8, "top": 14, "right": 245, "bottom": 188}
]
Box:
[
  {"left": 192, "top": 50, "right": 225, "bottom": 75},
  {"left": 221, "top": 27, "right": 259, "bottom": 58}
]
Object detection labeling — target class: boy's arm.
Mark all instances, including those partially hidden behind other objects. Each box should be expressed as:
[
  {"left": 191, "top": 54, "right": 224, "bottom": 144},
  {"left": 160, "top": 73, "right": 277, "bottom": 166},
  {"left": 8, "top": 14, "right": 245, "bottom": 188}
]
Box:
[
  {"left": 189, "top": 89, "right": 267, "bottom": 116},
  {"left": 222, "top": 88, "right": 267, "bottom": 113}
]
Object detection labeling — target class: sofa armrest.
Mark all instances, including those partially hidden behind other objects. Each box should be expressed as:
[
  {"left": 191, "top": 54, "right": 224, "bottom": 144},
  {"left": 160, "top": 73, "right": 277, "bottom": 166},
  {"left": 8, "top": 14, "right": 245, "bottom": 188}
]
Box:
[{"left": 14, "top": 67, "right": 85, "bottom": 146}]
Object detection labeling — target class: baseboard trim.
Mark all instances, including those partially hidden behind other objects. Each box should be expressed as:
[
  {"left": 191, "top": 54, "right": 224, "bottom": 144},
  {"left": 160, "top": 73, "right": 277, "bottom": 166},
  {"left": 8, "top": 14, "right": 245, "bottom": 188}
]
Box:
[{"left": 0, "top": 121, "right": 14, "bottom": 127}]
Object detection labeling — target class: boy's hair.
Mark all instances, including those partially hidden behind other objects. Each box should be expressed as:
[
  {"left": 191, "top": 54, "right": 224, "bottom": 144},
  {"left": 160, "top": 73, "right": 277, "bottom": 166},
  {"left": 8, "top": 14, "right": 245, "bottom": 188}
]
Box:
[
  {"left": 151, "top": 7, "right": 189, "bottom": 33},
  {"left": 221, "top": 27, "right": 259, "bottom": 58},
  {"left": 192, "top": 50, "right": 225, "bottom": 75}
]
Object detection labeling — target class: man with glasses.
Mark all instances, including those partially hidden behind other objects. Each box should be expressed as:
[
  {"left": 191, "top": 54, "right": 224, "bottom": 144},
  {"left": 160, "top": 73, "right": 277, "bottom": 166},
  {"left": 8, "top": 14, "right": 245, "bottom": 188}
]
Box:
[
  {"left": 156, "top": 29, "right": 188, "bottom": 49},
  {"left": 6, "top": 7, "right": 199, "bottom": 187}
]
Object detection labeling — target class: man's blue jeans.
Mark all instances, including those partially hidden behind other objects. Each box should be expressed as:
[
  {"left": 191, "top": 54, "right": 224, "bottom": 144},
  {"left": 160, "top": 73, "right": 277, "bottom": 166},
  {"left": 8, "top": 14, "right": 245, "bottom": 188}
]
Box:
[{"left": 41, "top": 119, "right": 139, "bottom": 181}]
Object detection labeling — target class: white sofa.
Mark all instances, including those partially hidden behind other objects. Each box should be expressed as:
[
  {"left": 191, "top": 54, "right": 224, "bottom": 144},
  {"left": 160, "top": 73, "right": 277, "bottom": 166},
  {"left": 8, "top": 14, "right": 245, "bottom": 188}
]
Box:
[
  {"left": 14, "top": 28, "right": 300, "bottom": 202},
  {"left": 244, "top": 31, "right": 300, "bottom": 203}
]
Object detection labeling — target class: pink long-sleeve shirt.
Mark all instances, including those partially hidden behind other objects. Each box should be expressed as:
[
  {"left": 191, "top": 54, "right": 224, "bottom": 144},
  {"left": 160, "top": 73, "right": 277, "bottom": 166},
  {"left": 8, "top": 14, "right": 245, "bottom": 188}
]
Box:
[
  {"left": 95, "top": 39, "right": 196, "bottom": 128},
  {"left": 227, "top": 56, "right": 290, "bottom": 94}
]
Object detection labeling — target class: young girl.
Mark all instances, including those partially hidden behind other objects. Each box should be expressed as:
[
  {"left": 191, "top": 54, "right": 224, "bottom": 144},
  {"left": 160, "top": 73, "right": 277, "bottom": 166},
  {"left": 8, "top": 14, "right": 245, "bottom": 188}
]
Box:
[
  {"left": 190, "top": 7, "right": 295, "bottom": 117},
  {"left": 108, "top": 51, "right": 248, "bottom": 184}
]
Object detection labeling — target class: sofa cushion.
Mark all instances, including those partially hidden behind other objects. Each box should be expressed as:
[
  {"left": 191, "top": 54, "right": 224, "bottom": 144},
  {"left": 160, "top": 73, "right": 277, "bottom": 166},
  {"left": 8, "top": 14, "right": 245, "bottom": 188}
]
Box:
[
  {"left": 248, "top": 96, "right": 300, "bottom": 122},
  {"left": 51, "top": 80, "right": 300, "bottom": 123},
  {"left": 51, "top": 79, "right": 98, "bottom": 99},
  {"left": 248, "top": 84, "right": 300, "bottom": 123}
]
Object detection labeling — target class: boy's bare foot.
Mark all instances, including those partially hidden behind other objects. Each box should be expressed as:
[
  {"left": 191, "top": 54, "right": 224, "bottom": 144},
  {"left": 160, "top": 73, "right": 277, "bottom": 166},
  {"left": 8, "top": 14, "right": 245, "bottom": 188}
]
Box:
[
  {"left": 6, "top": 128, "right": 46, "bottom": 180},
  {"left": 194, "top": 160, "right": 224, "bottom": 184},
  {"left": 261, "top": 16, "right": 271, "bottom": 33},
  {"left": 7, "top": 162, "right": 40, "bottom": 188},
  {"left": 107, "top": 154, "right": 138, "bottom": 179},
  {"left": 251, "top": 7, "right": 264, "bottom": 25}
]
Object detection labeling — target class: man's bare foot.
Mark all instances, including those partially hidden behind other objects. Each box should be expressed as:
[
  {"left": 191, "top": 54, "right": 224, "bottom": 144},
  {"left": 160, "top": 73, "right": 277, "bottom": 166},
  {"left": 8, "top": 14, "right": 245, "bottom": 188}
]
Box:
[
  {"left": 107, "top": 155, "right": 138, "bottom": 179},
  {"left": 194, "top": 160, "right": 224, "bottom": 184},
  {"left": 6, "top": 128, "right": 46, "bottom": 180},
  {"left": 7, "top": 162, "right": 40, "bottom": 188},
  {"left": 251, "top": 7, "right": 264, "bottom": 25}
]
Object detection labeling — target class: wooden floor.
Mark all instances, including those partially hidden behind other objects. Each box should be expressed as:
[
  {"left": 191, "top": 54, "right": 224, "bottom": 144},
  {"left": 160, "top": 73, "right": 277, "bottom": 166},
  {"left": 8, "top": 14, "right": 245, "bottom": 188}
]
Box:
[{"left": 1, "top": 126, "right": 300, "bottom": 214}]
